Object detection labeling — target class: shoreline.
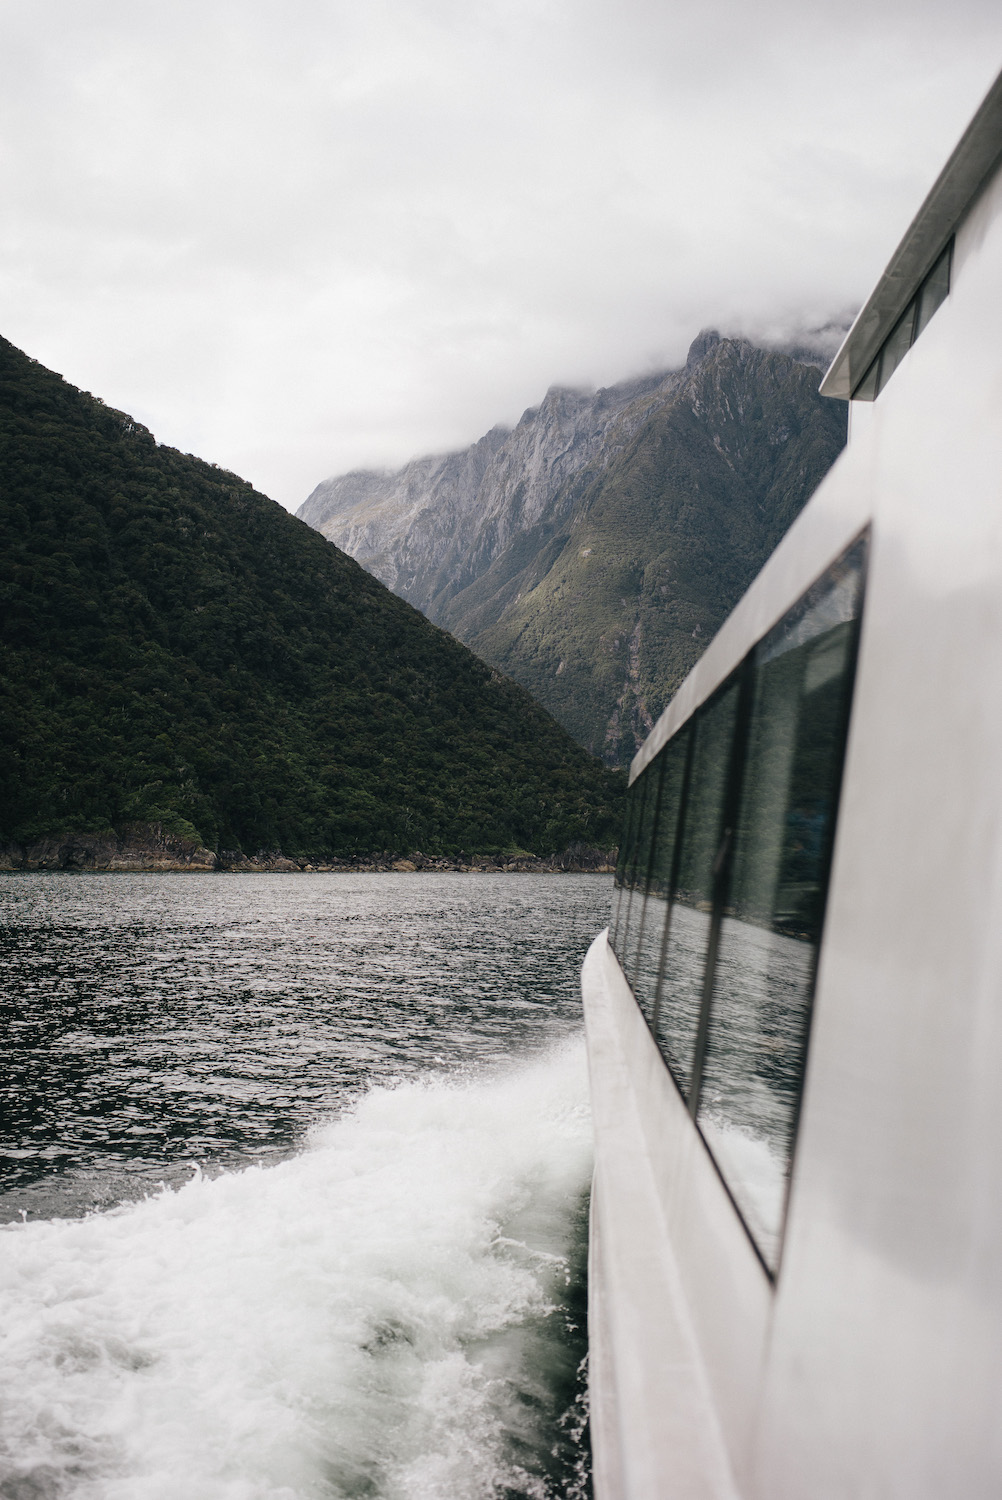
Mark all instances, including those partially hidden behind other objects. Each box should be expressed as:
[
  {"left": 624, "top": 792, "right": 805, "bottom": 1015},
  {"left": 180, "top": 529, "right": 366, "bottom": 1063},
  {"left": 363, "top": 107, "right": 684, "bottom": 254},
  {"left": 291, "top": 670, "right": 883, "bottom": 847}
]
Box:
[{"left": 0, "top": 825, "right": 617, "bottom": 876}]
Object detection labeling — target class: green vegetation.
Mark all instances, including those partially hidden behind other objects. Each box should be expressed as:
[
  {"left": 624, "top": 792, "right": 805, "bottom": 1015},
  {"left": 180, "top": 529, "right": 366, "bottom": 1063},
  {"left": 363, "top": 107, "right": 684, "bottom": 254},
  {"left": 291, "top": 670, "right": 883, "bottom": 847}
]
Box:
[{"left": 0, "top": 337, "right": 624, "bottom": 860}]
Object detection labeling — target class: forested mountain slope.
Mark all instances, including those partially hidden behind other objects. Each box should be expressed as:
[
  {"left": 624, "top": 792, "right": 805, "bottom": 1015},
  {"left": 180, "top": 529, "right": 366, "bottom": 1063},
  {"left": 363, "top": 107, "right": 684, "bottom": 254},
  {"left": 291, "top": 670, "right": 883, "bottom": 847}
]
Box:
[
  {"left": 300, "top": 334, "right": 847, "bottom": 765},
  {"left": 0, "top": 337, "right": 623, "bottom": 868}
]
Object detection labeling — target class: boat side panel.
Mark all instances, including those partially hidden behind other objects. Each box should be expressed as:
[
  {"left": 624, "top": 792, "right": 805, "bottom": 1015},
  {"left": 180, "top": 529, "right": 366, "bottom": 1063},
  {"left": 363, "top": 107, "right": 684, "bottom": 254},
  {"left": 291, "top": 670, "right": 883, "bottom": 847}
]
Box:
[
  {"left": 754, "top": 153, "right": 1002, "bottom": 1499},
  {"left": 582, "top": 930, "right": 769, "bottom": 1495}
]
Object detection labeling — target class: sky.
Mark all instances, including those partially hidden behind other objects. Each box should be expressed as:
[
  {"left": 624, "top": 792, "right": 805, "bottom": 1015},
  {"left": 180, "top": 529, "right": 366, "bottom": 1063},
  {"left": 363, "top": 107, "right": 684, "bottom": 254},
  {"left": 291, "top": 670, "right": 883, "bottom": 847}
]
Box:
[{"left": 2, "top": 1, "right": 1001, "bottom": 511}]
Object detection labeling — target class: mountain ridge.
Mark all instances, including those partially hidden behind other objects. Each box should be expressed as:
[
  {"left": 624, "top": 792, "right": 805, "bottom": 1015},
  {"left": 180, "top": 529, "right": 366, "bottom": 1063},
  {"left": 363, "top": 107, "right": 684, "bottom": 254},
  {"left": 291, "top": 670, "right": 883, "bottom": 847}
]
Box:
[
  {"left": 0, "top": 335, "right": 624, "bottom": 865},
  {"left": 299, "top": 333, "right": 847, "bottom": 764},
  {"left": 299, "top": 366, "right": 676, "bottom": 615}
]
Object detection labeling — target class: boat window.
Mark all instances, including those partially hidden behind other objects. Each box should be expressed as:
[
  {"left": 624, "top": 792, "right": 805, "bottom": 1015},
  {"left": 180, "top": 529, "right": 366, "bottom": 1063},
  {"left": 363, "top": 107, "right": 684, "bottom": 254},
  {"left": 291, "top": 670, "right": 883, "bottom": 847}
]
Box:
[
  {"left": 611, "top": 787, "right": 642, "bottom": 952},
  {"left": 875, "top": 305, "right": 916, "bottom": 390},
  {"left": 852, "top": 241, "right": 952, "bottom": 400},
  {"left": 655, "top": 677, "right": 741, "bottom": 1097},
  {"left": 620, "top": 770, "right": 653, "bottom": 961},
  {"left": 612, "top": 765, "right": 656, "bottom": 966},
  {"left": 608, "top": 534, "right": 867, "bottom": 1274},
  {"left": 619, "top": 758, "right": 663, "bottom": 989},
  {"left": 914, "top": 243, "right": 951, "bottom": 339},
  {"left": 696, "top": 540, "right": 866, "bottom": 1271},
  {"left": 632, "top": 727, "right": 691, "bottom": 1025}
]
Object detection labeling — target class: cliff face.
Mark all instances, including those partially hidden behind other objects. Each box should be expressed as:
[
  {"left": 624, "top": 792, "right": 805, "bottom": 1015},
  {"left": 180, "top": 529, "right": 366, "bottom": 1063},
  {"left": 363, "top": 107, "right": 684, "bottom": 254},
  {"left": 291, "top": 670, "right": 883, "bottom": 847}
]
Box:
[
  {"left": 298, "top": 370, "right": 676, "bottom": 616},
  {"left": 466, "top": 337, "right": 847, "bottom": 763},
  {"left": 299, "top": 334, "right": 847, "bottom": 764}
]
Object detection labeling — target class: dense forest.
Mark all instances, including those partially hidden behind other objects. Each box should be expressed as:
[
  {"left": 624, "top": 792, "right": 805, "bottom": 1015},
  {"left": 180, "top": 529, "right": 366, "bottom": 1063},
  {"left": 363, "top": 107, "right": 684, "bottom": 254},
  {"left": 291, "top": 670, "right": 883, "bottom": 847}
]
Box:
[{"left": 0, "top": 337, "right": 624, "bottom": 865}]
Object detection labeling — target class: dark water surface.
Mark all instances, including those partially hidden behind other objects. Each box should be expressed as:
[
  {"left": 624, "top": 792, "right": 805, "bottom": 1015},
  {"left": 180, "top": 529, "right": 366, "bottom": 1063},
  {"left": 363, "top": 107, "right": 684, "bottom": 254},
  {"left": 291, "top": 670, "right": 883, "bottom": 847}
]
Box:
[
  {"left": 1, "top": 872, "right": 607, "bottom": 1217},
  {"left": 0, "top": 872, "right": 609, "bottom": 1500}
]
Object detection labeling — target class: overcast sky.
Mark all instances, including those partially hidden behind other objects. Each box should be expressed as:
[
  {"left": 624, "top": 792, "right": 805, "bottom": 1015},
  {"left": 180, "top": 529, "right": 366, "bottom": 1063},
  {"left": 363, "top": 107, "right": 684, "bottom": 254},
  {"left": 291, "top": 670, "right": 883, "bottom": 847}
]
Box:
[{"left": 2, "top": 1, "right": 1001, "bottom": 510}]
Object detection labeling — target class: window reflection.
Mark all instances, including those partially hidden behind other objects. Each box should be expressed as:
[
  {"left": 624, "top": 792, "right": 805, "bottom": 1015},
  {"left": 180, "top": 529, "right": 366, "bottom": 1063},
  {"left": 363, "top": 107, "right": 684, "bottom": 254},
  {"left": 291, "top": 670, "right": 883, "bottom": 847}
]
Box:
[
  {"left": 616, "top": 774, "right": 648, "bottom": 969},
  {"left": 624, "top": 754, "right": 665, "bottom": 1020},
  {"left": 655, "top": 681, "right": 740, "bottom": 1097},
  {"left": 632, "top": 729, "right": 690, "bottom": 1025},
  {"left": 697, "top": 541, "right": 865, "bottom": 1269},
  {"left": 621, "top": 760, "right": 663, "bottom": 990},
  {"left": 611, "top": 787, "right": 642, "bottom": 953},
  {"left": 607, "top": 536, "right": 867, "bottom": 1273},
  {"left": 876, "top": 306, "right": 916, "bottom": 390}
]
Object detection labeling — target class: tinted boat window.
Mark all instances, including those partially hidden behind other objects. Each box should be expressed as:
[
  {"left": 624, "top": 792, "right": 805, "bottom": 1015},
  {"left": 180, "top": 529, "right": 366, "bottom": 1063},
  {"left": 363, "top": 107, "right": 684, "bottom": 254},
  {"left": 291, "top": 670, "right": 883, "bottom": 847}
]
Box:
[
  {"left": 616, "top": 770, "right": 653, "bottom": 970},
  {"left": 621, "top": 757, "right": 664, "bottom": 991},
  {"left": 876, "top": 304, "right": 916, "bottom": 392},
  {"left": 696, "top": 541, "right": 865, "bottom": 1270},
  {"left": 627, "top": 756, "right": 666, "bottom": 1014},
  {"left": 656, "top": 679, "right": 740, "bottom": 1097},
  {"left": 611, "top": 787, "right": 642, "bottom": 953},
  {"left": 851, "top": 240, "right": 951, "bottom": 400},
  {"left": 915, "top": 243, "right": 951, "bottom": 339},
  {"left": 633, "top": 728, "right": 690, "bottom": 1025}
]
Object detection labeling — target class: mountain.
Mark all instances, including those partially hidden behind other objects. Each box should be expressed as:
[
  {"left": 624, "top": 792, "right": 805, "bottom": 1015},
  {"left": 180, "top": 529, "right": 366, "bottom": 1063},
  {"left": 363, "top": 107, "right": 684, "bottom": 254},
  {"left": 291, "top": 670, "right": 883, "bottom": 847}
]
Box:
[
  {"left": 0, "top": 337, "right": 624, "bottom": 869},
  {"left": 298, "top": 370, "right": 672, "bottom": 617},
  {"left": 299, "top": 334, "right": 847, "bottom": 765}
]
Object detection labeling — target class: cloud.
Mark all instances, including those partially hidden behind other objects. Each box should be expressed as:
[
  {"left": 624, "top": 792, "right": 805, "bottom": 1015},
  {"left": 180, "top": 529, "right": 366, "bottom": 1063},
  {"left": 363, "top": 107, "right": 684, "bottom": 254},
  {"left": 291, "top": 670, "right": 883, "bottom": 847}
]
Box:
[{"left": 1, "top": 0, "right": 1000, "bottom": 507}]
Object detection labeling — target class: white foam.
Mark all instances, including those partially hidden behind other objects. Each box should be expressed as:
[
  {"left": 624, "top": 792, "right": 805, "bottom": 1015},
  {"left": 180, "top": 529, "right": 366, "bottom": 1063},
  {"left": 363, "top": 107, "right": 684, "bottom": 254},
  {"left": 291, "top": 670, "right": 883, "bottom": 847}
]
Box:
[{"left": 0, "top": 1040, "right": 593, "bottom": 1500}]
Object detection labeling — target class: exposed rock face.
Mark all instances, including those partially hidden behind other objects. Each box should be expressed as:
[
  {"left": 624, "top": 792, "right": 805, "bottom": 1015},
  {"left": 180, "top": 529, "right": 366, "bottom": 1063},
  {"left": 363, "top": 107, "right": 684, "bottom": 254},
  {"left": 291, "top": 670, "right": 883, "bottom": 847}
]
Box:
[
  {"left": 1, "top": 823, "right": 217, "bottom": 872},
  {"left": 0, "top": 828, "right": 615, "bottom": 874},
  {"left": 298, "top": 370, "right": 674, "bottom": 617},
  {"left": 299, "top": 334, "right": 847, "bottom": 765}
]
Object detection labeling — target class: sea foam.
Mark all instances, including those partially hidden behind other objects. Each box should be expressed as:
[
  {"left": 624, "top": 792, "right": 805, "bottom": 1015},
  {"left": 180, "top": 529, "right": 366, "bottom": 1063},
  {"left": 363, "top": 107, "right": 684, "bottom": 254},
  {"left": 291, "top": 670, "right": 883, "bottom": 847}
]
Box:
[{"left": 0, "top": 1040, "right": 592, "bottom": 1500}]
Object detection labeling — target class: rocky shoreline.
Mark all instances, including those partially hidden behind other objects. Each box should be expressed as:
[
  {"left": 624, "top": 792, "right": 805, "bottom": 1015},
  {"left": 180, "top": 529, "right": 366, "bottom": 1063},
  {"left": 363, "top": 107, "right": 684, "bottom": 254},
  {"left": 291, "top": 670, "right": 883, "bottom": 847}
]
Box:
[{"left": 0, "top": 824, "right": 617, "bottom": 875}]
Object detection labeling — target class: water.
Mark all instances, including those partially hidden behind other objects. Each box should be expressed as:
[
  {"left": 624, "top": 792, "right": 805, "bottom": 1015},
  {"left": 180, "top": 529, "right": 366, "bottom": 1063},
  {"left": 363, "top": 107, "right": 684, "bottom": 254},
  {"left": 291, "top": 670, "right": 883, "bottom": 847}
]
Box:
[{"left": 0, "top": 872, "right": 610, "bottom": 1500}]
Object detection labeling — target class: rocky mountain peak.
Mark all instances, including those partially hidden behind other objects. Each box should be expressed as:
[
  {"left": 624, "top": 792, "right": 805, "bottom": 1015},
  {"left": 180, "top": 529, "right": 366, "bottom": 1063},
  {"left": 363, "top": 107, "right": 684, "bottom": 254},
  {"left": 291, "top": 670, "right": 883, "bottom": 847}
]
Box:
[
  {"left": 686, "top": 328, "right": 722, "bottom": 367},
  {"left": 297, "top": 362, "right": 685, "bottom": 613},
  {"left": 297, "top": 334, "right": 847, "bottom": 764}
]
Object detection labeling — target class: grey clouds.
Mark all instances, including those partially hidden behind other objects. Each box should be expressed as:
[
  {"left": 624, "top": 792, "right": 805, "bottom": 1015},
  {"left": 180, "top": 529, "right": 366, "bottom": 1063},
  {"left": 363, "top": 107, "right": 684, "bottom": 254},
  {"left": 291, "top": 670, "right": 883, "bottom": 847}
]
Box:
[{"left": 1, "top": 0, "right": 1000, "bottom": 508}]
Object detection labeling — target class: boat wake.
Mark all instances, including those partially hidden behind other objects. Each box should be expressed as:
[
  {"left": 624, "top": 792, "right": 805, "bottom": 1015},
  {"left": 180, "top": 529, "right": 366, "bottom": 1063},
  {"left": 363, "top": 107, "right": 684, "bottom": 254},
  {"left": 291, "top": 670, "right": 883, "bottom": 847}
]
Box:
[{"left": 0, "top": 1040, "right": 593, "bottom": 1500}]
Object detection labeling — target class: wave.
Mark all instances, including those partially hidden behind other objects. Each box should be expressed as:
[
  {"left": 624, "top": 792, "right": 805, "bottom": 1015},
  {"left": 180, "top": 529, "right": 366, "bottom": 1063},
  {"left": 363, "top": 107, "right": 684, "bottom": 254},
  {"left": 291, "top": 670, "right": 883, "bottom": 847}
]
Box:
[{"left": 0, "top": 1039, "right": 593, "bottom": 1500}]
